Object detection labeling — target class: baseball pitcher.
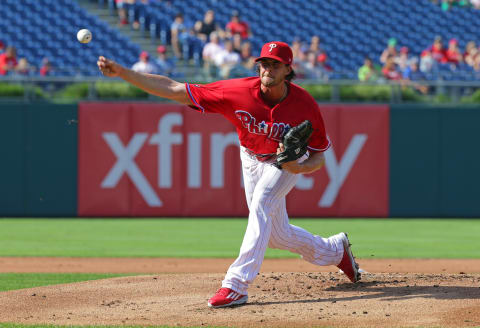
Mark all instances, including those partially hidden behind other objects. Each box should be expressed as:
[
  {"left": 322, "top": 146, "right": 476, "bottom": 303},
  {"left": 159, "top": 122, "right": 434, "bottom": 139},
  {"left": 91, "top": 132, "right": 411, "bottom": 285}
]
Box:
[{"left": 97, "top": 41, "right": 360, "bottom": 308}]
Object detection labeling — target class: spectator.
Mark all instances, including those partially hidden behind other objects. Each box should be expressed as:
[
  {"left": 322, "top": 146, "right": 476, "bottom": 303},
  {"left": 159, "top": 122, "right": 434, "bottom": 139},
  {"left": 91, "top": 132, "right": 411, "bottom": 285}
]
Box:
[
  {"left": 213, "top": 40, "right": 240, "bottom": 78},
  {"left": 395, "top": 46, "right": 410, "bottom": 72},
  {"left": 0, "top": 46, "right": 18, "bottom": 75},
  {"left": 131, "top": 51, "right": 157, "bottom": 73},
  {"left": 115, "top": 0, "right": 128, "bottom": 26},
  {"left": 302, "top": 51, "right": 329, "bottom": 81},
  {"left": 380, "top": 38, "right": 398, "bottom": 64},
  {"left": 229, "top": 42, "right": 256, "bottom": 78},
  {"left": 382, "top": 56, "right": 402, "bottom": 80},
  {"left": 225, "top": 10, "right": 251, "bottom": 39},
  {"left": 316, "top": 52, "right": 333, "bottom": 72},
  {"left": 308, "top": 35, "right": 323, "bottom": 56},
  {"left": 445, "top": 38, "right": 463, "bottom": 65},
  {"left": 154, "top": 45, "right": 175, "bottom": 77},
  {"left": 180, "top": 24, "right": 204, "bottom": 65},
  {"left": 170, "top": 13, "right": 188, "bottom": 59},
  {"left": 232, "top": 33, "right": 243, "bottom": 54},
  {"left": 131, "top": 0, "right": 150, "bottom": 30},
  {"left": 239, "top": 41, "right": 255, "bottom": 72},
  {"left": 291, "top": 39, "right": 306, "bottom": 79},
  {"left": 291, "top": 39, "right": 305, "bottom": 62},
  {"left": 0, "top": 41, "right": 5, "bottom": 54},
  {"left": 473, "top": 53, "right": 480, "bottom": 71},
  {"left": 358, "top": 57, "right": 379, "bottom": 82},
  {"left": 402, "top": 57, "right": 428, "bottom": 94},
  {"left": 471, "top": 0, "right": 480, "bottom": 8},
  {"left": 202, "top": 31, "right": 223, "bottom": 78},
  {"left": 429, "top": 36, "right": 447, "bottom": 63},
  {"left": 196, "top": 10, "right": 221, "bottom": 42},
  {"left": 419, "top": 49, "right": 436, "bottom": 73},
  {"left": 39, "top": 57, "right": 53, "bottom": 76},
  {"left": 15, "top": 58, "right": 33, "bottom": 76},
  {"left": 464, "top": 41, "right": 479, "bottom": 67},
  {"left": 440, "top": 0, "right": 469, "bottom": 10}
]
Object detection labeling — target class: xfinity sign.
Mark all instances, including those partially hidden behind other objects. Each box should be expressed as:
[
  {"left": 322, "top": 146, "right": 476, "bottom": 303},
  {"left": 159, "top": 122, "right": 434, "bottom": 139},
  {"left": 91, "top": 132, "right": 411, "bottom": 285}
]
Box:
[{"left": 100, "top": 113, "right": 366, "bottom": 208}]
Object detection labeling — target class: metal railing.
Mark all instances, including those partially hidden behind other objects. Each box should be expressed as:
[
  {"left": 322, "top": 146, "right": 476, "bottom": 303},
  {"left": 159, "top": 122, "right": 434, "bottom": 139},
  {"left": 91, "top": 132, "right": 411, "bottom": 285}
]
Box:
[{"left": 1, "top": 75, "right": 479, "bottom": 104}]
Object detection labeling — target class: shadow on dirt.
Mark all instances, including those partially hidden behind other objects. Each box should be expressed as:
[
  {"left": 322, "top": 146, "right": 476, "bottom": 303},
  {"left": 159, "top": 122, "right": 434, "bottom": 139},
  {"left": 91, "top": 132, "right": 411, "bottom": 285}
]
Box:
[{"left": 248, "top": 279, "right": 480, "bottom": 306}]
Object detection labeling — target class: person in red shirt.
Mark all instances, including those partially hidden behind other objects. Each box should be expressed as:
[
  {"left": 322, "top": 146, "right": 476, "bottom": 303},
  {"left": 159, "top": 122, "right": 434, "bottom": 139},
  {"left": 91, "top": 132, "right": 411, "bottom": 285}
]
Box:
[
  {"left": 429, "top": 36, "right": 447, "bottom": 63},
  {"left": 225, "top": 10, "right": 251, "bottom": 39},
  {"left": 97, "top": 41, "right": 360, "bottom": 308},
  {"left": 39, "top": 57, "right": 53, "bottom": 76},
  {"left": 445, "top": 38, "right": 463, "bottom": 65},
  {"left": 0, "top": 46, "right": 18, "bottom": 75},
  {"left": 382, "top": 56, "right": 402, "bottom": 80}
]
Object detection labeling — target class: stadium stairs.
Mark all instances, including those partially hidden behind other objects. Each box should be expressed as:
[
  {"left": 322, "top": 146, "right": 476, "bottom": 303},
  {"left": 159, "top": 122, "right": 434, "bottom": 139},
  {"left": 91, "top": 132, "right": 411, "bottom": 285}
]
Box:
[{"left": 77, "top": 0, "right": 198, "bottom": 79}]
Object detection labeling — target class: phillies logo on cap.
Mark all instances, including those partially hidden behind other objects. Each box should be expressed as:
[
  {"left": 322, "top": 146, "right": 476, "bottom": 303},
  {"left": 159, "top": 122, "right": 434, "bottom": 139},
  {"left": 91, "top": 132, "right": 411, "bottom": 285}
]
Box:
[{"left": 255, "top": 41, "right": 293, "bottom": 65}]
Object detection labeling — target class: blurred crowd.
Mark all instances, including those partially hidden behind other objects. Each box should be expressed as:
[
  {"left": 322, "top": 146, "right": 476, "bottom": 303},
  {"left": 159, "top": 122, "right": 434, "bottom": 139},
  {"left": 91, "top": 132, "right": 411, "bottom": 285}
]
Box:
[
  {"left": 0, "top": 41, "right": 52, "bottom": 77},
  {"left": 431, "top": 0, "right": 480, "bottom": 10},
  {"left": 2, "top": 0, "right": 479, "bottom": 87},
  {"left": 357, "top": 36, "right": 480, "bottom": 93},
  {"left": 128, "top": 7, "right": 333, "bottom": 81},
  {"left": 128, "top": 8, "right": 254, "bottom": 79}
]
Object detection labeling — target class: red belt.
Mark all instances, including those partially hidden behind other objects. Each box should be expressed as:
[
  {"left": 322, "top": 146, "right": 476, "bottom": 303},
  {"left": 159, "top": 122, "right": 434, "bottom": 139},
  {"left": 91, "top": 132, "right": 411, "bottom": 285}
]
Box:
[{"left": 244, "top": 148, "right": 277, "bottom": 162}]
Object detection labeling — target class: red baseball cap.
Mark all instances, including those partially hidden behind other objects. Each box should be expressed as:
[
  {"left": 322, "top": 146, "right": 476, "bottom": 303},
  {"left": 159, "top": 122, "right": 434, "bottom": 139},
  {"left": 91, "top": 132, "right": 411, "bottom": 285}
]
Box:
[
  {"left": 317, "top": 53, "right": 327, "bottom": 63},
  {"left": 255, "top": 41, "right": 293, "bottom": 65},
  {"left": 140, "top": 51, "right": 149, "bottom": 58}
]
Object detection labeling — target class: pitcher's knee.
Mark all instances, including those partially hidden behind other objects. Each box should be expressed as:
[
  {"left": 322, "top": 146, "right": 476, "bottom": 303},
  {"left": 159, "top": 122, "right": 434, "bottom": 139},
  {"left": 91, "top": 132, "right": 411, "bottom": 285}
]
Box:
[{"left": 268, "top": 238, "right": 282, "bottom": 249}]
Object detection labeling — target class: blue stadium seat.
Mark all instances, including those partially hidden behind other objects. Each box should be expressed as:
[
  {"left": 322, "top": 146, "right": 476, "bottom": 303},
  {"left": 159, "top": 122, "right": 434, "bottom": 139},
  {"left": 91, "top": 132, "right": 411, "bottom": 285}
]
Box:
[
  {"left": 0, "top": 0, "right": 140, "bottom": 76},
  {"left": 2, "top": 0, "right": 480, "bottom": 79}
]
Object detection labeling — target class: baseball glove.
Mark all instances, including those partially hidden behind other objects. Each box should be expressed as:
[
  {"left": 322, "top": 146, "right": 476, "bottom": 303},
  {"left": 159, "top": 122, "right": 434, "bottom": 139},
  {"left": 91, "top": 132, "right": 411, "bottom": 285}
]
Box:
[{"left": 275, "top": 120, "right": 313, "bottom": 168}]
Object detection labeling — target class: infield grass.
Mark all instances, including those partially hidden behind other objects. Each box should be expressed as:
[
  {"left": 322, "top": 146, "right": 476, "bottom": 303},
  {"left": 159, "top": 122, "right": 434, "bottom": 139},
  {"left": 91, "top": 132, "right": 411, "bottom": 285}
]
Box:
[
  {"left": 0, "top": 325, "right": 229, "bottom": 328},
  {"left": 0, "top": 273, "right": 129, "bottom": 292},
  {"left": 0, "top": 218, "right": 479, "bottom": 259}
]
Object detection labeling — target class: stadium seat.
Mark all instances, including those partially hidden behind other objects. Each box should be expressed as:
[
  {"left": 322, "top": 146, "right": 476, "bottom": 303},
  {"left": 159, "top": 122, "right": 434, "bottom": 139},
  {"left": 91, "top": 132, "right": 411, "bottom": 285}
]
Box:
[
  {"left": 0, "top": 0, "right": 141, "bottom": 76},
  {"left": 1, "top": 0, "right": 479, "bottom": 79}
]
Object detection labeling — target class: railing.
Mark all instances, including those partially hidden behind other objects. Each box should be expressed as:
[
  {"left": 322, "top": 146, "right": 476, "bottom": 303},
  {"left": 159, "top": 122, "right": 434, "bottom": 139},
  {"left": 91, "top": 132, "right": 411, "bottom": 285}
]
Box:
[{"left": 1, "top": 75, "right": 479, "bottom": 104}]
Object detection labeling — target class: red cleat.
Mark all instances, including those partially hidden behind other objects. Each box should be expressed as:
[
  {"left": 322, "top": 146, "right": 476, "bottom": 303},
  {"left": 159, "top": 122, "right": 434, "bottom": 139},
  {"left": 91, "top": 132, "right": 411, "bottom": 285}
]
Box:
[
  {"left": 336, "top": 233, "right": 361, "bottom": 283},
  {"left": 208, "top": 288, "right": 248, "bottom": 308}
]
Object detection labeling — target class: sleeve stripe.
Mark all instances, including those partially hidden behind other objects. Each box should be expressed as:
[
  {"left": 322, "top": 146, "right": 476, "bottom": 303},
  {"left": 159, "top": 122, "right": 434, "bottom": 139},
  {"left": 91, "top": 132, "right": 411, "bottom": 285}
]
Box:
[
  {"left": 186, "top": 83, "right": 206, "bottom": 113},
  {"left": 308, "top": 136, "right": 331, "bottom": 152}
]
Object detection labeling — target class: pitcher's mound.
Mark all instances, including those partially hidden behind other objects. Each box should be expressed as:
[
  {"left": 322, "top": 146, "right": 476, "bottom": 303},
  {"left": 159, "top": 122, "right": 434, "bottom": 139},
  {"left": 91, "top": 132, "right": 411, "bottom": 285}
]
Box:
[{"left": 1, "top": 272, "right": 479, "bottom": 327}]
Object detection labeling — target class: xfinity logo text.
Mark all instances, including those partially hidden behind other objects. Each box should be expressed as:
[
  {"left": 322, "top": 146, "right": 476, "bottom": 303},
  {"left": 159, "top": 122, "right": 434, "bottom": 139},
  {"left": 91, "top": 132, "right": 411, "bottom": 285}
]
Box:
[{"left": 100, "top": 113, "right": 366, "bottom": 208}]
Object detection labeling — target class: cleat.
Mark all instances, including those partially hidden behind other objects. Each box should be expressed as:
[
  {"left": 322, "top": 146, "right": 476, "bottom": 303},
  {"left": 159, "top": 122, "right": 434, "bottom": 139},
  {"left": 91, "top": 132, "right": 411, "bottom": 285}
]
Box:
[
  {"left": 336, "top": 232, "right": 361, "bottom": 283},
  {"left": 207, "top": 288, "right": 248, "bottom": 308}
]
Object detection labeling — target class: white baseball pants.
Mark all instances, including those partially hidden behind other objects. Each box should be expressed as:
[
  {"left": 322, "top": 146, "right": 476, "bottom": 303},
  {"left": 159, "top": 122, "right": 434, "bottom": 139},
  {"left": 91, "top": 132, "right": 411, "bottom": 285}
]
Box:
[{"left": 222, "top": 147, "right": 345, "bottom": 295}]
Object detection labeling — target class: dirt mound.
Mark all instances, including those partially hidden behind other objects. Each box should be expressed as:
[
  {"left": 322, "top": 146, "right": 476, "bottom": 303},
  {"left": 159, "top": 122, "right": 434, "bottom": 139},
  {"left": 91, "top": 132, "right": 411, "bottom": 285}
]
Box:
[{"left": 1, "top": 272, "right": 479, "bottom": 327}]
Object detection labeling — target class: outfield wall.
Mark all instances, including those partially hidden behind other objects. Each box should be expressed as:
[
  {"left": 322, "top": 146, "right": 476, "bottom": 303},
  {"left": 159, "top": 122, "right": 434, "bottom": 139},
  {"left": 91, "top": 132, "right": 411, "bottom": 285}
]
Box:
[
  {"left": 0, "top": 103, "right": 77, "bottom": 216},
  {"left": 0, "top": 102, "right": 478, "bottom": 217}
]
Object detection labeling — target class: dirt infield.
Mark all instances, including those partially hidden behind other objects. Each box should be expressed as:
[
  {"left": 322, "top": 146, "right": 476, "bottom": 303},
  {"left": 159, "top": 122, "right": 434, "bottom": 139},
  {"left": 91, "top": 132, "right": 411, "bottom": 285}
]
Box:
[{"left": 1, "top": 258, "right": 480, "bottom": 327}]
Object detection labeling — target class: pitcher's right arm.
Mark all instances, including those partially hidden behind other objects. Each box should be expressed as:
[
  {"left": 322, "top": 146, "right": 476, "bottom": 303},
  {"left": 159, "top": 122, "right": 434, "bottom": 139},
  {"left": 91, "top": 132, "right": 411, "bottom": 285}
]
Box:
[{"left": 97, "top": 56, "right": 193, "bottom": 105}]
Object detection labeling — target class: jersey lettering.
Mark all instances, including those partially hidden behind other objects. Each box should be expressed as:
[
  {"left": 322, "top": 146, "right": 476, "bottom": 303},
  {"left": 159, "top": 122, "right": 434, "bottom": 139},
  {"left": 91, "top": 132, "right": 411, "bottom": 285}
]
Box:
[
  {"left": 235, "top": 110, "right": 290, "bottom": 141},
  {"left": 268, "top": 122, "right": 290, "bottom": 141}
]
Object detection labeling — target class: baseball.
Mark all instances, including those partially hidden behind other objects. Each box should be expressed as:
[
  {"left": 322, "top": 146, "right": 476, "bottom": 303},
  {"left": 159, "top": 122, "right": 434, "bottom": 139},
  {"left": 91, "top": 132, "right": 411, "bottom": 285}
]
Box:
[{"left": 77, "top": 29, "right": 92, "bottom": 44}]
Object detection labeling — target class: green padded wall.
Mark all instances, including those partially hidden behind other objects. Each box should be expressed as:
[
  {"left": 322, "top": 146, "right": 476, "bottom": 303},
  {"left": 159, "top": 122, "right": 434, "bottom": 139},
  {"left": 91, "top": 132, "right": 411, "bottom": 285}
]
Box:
[{"left": 0, "top": 103, "right": 77, "bottom": 216}]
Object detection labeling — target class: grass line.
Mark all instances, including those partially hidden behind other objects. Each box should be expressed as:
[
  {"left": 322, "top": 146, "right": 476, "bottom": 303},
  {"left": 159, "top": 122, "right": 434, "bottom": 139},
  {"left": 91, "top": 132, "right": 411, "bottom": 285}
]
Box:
[
  {"left": 0, "top": 218, "right": 478, "bottom": 258},
  {"left": 0, "top": 273, "right": 130, "bottom": 292}
]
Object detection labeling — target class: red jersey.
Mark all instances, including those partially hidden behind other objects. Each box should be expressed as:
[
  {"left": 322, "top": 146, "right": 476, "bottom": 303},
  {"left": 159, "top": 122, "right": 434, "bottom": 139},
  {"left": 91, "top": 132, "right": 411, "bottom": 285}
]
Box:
[
  {"left": 0, "top": 53, "right": 17, "bottom": 75},
  {"left": 186, "top": 77, "right": 330, "bottom": 155},
  {"left": 226, "top": 21, "right": 249, "bottom": 39}
]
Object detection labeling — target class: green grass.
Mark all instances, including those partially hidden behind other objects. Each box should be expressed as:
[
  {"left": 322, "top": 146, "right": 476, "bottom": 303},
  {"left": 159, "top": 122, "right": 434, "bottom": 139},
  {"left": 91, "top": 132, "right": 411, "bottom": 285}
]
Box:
[
  {"left": 0, "top": 218, "right": 479, "bottom": 259},
  {"left": 0, "top": 325, "right": 229, "bottom": 328},
  {"left": 0, "top": 273, "right": 128, "bottom": 292}
]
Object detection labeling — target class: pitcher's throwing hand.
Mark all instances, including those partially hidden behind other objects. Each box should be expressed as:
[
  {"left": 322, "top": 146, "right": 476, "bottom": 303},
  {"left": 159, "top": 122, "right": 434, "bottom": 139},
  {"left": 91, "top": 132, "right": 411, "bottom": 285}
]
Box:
[{"left": 97, "top": 56, "right": 123, "bottom": 77}]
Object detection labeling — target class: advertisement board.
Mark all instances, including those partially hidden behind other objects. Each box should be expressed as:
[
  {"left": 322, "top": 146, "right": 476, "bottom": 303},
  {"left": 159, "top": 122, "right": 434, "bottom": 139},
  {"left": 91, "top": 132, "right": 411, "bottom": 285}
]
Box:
[{"left": 78, "top": 103, "right": 389, "bottom": 217}]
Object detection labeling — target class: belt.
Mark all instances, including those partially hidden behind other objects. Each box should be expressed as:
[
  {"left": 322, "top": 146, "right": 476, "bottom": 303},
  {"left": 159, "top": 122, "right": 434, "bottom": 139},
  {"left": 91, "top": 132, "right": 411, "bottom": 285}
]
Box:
[{"left": 243, "top": 148, "right": 277, "bottom": 163}]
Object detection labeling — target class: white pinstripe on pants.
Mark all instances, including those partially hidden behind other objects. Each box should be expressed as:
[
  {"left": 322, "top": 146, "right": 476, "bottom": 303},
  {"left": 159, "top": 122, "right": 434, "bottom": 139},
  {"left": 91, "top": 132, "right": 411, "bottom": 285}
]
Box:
[{"left": 221, "top": 147, "right": 345, "bottom": 295}]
